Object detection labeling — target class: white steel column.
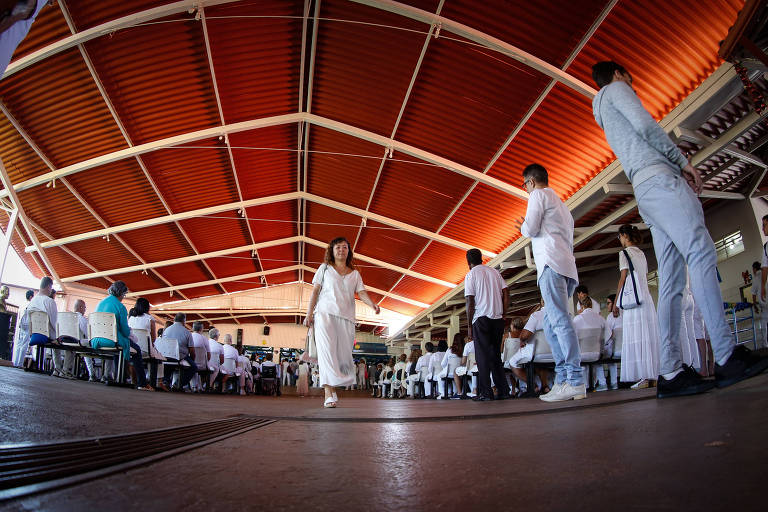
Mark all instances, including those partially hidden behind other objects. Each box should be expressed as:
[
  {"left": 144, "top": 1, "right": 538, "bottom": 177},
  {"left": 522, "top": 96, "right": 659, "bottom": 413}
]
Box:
[{"left": 0, "top": 208, "right": 19, "bottom": 282}]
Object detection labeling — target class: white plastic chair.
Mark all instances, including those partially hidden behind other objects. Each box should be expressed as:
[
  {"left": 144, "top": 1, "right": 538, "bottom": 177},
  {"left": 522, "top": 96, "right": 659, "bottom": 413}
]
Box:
[
  {"left": 532, "top": 330, "right": 554, "bottom": 363},
  {"left": 577, "top": 327, "right": 603, "bottom": 363},
  {"left": 132, "top": 329, "right": 151, "bottom": 358},
  {"left": 612, "top": 328, "right": 623, "bottom": 359},
  {"left": 87, "top": 312, "right": 123, "bottom": 382},
  {"left": 56, "top": 312, "right": 80, "bottom": 340},
  {"left": 29, "top": 310, "right": 51, "bottom": 339},
  {"left": 221, "top": 357, "right": 237, "bottom": 375}
]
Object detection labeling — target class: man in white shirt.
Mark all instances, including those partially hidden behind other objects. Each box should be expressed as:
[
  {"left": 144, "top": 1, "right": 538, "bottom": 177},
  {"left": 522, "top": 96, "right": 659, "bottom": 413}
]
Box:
[
  {"left": 260, "top": 352, "right": 281, "bottom": 395},
  {"left": 221, "top": 334, "right": 239, "bottom": 392},
  {"left": 12, "top": 289, "right": 34, "bottom": 368},
  {"left": 190, "top": 322, "right": 209, "bottom": 392},
  {"left": 207, "top": 328, "right": 224, "bottom": 390},
  {"left": 575, "top": 285, "right": 601, "bottom": 315},
  {"left": 455, "top": 339, "right": 477, "bottom": 397},
  {"left": 464, "top": 248, "right": 510, "bottom": 401},
  {"left": 26, "top": 277, "right": 58, "bottom": 372},
  {"left": 595, "top": 294, "right": 621, "bottom": 391},
  {"left": 505, "top": 302, "right": 551, "bottom": 394},
  {"left": 237, "top": 351, "right": 253, "bottom": 396},
  {"left": 73, "top": 299, "right": 98, "bottom": 381},
  {"left": 415, "top": 344, "right": 433, "bottom": 398},
  {"left": 521, "top": 164, "right": 584, "bottom": 402}
]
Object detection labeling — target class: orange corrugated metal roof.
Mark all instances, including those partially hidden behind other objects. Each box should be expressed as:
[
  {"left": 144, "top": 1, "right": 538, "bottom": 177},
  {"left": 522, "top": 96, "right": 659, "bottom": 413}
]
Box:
[{"left": 0, "top": 0, "right": 745, "bottom": 321}]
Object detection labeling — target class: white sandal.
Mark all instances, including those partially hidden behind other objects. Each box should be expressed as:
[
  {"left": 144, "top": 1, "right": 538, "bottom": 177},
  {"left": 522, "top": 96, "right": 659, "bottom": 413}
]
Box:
[{"left": 323, "top": 396, "right": 337, "bottom": 408}]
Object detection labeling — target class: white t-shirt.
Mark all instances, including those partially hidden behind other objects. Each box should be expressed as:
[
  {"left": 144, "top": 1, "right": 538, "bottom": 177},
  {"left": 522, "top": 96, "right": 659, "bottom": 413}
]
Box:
[
  {"left": 521, "top": 187, "right": 578, "bottom": 284},
  {"left": 313, "top": 264, "right": 365, "bottom": 322},
  {"left": 573, "top": 308, "right": 605, "bottom": 331},
  {"left": 26, "top": 293, "right": 57, "bottom": 338},
  {"left": 604, "top": 310, "right": 622, "bottom": 342},
  {"left": 523, "top": 308, "right": 546, "bottom": 333},
  {"left": 207, "top": 338, "right": 223, "bottom": 367},
  {"left": 222, "top": 344, "right": 238, "bottom": 361},
  {"left": 127, "top": 314, "right": 152, "bottom": 333},
  {"left": 464, "top": 265, "right": 506, "bottom": 323},
  {"left": 502, "top": 336, "right": 521, "bottom": 362},
  {"left": 462, "top": 340, "right": 475, "bottom": 357}
]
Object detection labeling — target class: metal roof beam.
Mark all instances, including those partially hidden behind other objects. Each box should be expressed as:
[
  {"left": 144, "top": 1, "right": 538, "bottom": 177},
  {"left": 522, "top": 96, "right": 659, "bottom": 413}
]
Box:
[
  {"left": 603, "top": 183, "right": 745, "bottom": 200},
  {"left": 349, "top": 0, "right": 597, "bottom": 98}
]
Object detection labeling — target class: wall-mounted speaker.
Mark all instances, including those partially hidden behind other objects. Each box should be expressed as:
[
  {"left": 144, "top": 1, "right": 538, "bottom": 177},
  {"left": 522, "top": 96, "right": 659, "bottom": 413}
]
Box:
[{"left": 263, "top": 325, "right": 271, "bottom": 336}]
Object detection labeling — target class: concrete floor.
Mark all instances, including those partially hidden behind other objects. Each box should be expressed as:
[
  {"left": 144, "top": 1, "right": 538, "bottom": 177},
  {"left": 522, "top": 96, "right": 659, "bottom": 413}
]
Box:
[{"left": 0, "top": 366, "right": 766, "bottom": 511}]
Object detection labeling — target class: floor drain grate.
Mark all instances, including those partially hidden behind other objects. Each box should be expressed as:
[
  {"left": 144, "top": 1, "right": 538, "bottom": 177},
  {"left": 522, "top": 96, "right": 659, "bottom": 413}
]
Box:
[{"left": 0, "top": 416, "right": 274, "bottom": 501}]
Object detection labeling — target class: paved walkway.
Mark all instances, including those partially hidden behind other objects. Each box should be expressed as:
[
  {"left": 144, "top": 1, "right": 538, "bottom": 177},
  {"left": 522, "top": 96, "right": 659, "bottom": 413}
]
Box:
[{"left": 0, "top": 366, "right": 765, "bottom": 510}]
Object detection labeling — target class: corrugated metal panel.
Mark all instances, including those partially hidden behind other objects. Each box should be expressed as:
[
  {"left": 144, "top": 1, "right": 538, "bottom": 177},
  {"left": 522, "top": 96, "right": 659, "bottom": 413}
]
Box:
[
  {"left": 441, "top": 0, "right": 608, "bottom": 69},
  {"left": 379, "top": 297, "right": 423, "bottom": 316},
  {"left": 256, "top": 243, "right": 298, "bottom": 271},
  {"left": 488, "top": 83, "right": 611, "bottom": 198},
  {"left": 390, "top": 275, "right": 448, "bottom": 304},
  {"left": 16, "top": 185, "right": 103, "bottom": 240},
  {"left": 155, "top": 261, "right": 213, "bottom": 286},
  {"left": 65, "top": 0, "right": 171, "bottom": 31},
  {"left": 304, "top": 202, "right": 361, "bottom": 245},
  {"left": 178, "top": 212, "right": 251, "bottom": 254},
  {"left": 303, "top": 244, "right": 327, "bottom": 271},
  {"left": 369, "top": 154, "right": 473, "bottom": 232},
  {"left": 205, "top": 250, "right": 260, "bottom": 278},
  {"left": 140, "top": 138, "right": 239, "bottom": 212},
  {"left": 306, "top": 126, "right": 381, "bottom": 210},
  {"left": 67, "top": 237, "right": 140, "bottom": 271},
  {"left": 229, "top": 125, "right": 297, "bottom": 200},
  {"left": 395, "top": 37, "right": 550, "bottom": 170},
  {"left": 117, "top": 223, "right": 194, "bottom": 263},
  {"left": 222, "top": 281, "right": 265, "bottom": 294},
  {"left": 410, "top": 242, "right": 467, "bottom": 286},
  {"left": 0, "top": 47, "right": 128, "bottom": 168},
  {"left": 65, "top": 158, "right": 169, "bottom": 226},
  {"left": 43, "top": 247, "right": 94, "bottom": 278},
  {"left": 0, "top": 112, "right": 49, "bottom": 186},
  {"left": 111, "top": 270, "right": 167, "bottom": 295},
  {"left": 81, "top": 14, "right": 219, "bottom": 145},
  {"left": 79, "top": 277, "right": 112, "bottom": 291},
  {"left": 171, "top": 284, "right": 223, "bottom": 300},
  {"left": 245, "top": 201, "right": 297, "bottom": 243},
  {"left": 355, "top": 220, "right": 429, "bottom": 269},
  {"left": 312, "top": 0, "right": 431, "bottom": 137},
  {"left": 357, "top": 266, "right": 403, "bottom": 296},
  {"left": 440, "top": 184, "right": 527, "bottom": 253},
  {"left": 9, "top": 2, "right": 70, "bottom": 62},
  {"left": 206, "top": 0, "right": 302, "bottom": 123}
]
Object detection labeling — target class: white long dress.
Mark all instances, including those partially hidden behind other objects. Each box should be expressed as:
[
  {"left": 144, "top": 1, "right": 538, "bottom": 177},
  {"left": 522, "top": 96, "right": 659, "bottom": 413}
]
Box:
[
  {"left": 313, "top": 264, "right": 365, "bottom": 387},
  {"left": 619, "top": 246, "right": 660, "bottom": 381}
]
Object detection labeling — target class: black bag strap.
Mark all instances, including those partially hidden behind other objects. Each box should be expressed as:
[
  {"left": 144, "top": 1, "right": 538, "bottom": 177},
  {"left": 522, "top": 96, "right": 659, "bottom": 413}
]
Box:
[
  {"left": 763, "top": 241, "right": 767, "bottom": 258},
  {"left": 621, "top": 249, "right": 642, "bottom": 307}
]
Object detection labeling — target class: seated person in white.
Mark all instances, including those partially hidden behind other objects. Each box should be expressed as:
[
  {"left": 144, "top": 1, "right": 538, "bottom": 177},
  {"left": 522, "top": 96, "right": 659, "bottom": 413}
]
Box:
[
  {"left": 260, "top": 353, "right": 281, "bottom": 395},
  {"left": 428, "top": 340, "right": 448, "bottom": 397},
  {"left": 502, "top": 317, "right": 524, "bottom": 394},
  {"left": 220, "top": 334, "right": 240, "bottom": 391},
  {"left": 575, "top": 284, "right": 601, "bottom": 315},
  {"left": 73, "top": 299, "right": 97, "bottom": 382},
  {"left": 505, "top": 301, "right": 552, "bottom": 394},
  {"left": 405, "top": 349, "right": 422, "bottom": 398},
  {"left": 573, "top": 305, "right": 606, "bottom": 387},
  {"left": 454, "top": 334, "right": 477, "bottom": 397},
  {"left": 379, "top": 357, "right": 395, "bottom": 397},
  {"left": 417, "top": 343, "right": 435, "bottom": 397},
  {"left": 190, "top": 321, "right": 210, "bottom": 392},
  {"left": 391, "top": 353, "right": 408, "bottom": 398},
  {"left": 440, "top": 341, "right": 462, "bottom": 399},
  {"left": 596, "top": 294, "right": 621, "bottom": 390},
  {"left": 237, "top": 351, "right": 253, "bottom": 396},
  {"left": 206, "top": 328, "right": 225, "bottom": 389}
]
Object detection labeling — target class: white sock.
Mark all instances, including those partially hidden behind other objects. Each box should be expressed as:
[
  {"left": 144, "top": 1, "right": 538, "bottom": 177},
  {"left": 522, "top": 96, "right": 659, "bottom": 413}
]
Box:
[{"left": 662, "top": 368, "right": 683, "bottom": 380}]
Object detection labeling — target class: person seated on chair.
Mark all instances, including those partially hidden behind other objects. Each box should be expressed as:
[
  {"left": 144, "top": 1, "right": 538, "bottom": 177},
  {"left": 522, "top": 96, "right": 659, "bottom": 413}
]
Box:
[
  {"left": 371, "top": 363, "right": 383, "bottom": 397},
  {"left": 206, "top": 328, "right": 224, "bottom": 392},
  {"left": 575, "top": 284, "right": 601, "bottom": 315},
  {"left": 24, "top": 277, "right": 58, "bottom": 370},
  {"left": 416, "top": 342, "right": 434, "bottom": 397},
  {"left": 261, "top": 352, "right": 281, "bottom": 396},
  {"left": 405, "top": 349, "right": 421, "bottom": 398},
  {"left": 391, "top": 353, "right": 408, "bottom": 398},
  {"left": 505, "top": 300, "right": 551, "bottom": 395},
  {"left": 161, "top": 313, "right": 196, "bottom": 391},
  {"left": 501, "top": 317, "right": 524, "bottom": 394},
  {"left": 573, "top": 304, "right": 606, "bottom": 389},
  {"left": 91, "top": 281, "right": 152, "bottom": 390},
  {"left": 428, "top": 340, "right": 448, "bottom": 397},
  {"left": 237, "top": 349, "right": 253, "bottom": 396},
  {"left": 455, "top": 333, "right": 476, "bottom": 397},
  {"left": 596, "top": 294, "right": 621, "bottom": 391},
  {"left": 440, "top": 340, "right": 462, "bottom": 399},
  {"left": 379, "top": 356, "right": 395, "bottom": 398},
  {"left": 127, "top": 297, "right": 167, "bottom": 390},
  {"left": 72, "top": 299, "right": 99, "bottom": 382},
  {"left": 220, "top": 334, "right": 239, "bottom": 393},
  {"left": 190, "top": 321, "right": 209, "bottom": 392}
]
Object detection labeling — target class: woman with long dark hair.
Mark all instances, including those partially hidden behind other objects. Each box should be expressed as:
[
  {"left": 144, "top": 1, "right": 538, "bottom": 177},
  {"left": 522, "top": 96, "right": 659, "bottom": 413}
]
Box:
[
  {"left": 614, "top": 224, "right": 660, "bottom": 388},
  {"left": 304, "top": 237, "right": 380, "bottom": 408}
]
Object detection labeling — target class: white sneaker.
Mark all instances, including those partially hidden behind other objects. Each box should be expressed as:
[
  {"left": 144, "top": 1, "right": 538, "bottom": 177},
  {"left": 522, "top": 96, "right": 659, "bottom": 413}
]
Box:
[
  {"left": 539, "top": 382, "right": 587, "bottom": 402},
  {"left": 630, "top": 379, "right": 649, "bottom": 389},
  {"left": 593, "top": 384, "right": 608, "bottom": 392}
]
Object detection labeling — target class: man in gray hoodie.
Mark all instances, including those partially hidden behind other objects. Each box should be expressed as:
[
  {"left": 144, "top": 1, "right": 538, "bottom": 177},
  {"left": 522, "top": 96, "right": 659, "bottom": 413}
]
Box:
[{"left": 591, "top": 61, "right": 767, "bottom": 398}]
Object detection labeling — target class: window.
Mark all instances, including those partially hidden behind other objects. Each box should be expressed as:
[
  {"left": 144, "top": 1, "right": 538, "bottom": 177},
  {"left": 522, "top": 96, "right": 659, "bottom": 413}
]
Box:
[{"left": 714, "top": 230, "right": 745, "bottom": 262}]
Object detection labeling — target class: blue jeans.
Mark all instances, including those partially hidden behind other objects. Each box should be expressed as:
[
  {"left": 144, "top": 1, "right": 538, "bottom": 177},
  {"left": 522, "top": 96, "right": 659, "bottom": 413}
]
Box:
[
  {"left": 539, "top": 267, "right": 583, "bottom": 385},
  {"left": 634, "top": 173, "right": 734, "bottom": 374}
]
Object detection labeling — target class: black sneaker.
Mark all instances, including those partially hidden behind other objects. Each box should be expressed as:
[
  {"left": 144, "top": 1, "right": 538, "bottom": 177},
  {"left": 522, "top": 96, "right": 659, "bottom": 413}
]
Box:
[
  {"left": 656, "top": 364, "right": 715, "bottom": 399},
  {"left": 714, "top": 345, "right": 768, "bottom": 388}
]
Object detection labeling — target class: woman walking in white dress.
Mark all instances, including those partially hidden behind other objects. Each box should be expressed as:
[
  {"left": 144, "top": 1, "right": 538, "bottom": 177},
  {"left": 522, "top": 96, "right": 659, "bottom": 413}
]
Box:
[
  {"left": 304, "top": 237, "right": 380, "bottom": 408},
  {"left": 613, "top": 224, "right": 660, "bottom": 388}
]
